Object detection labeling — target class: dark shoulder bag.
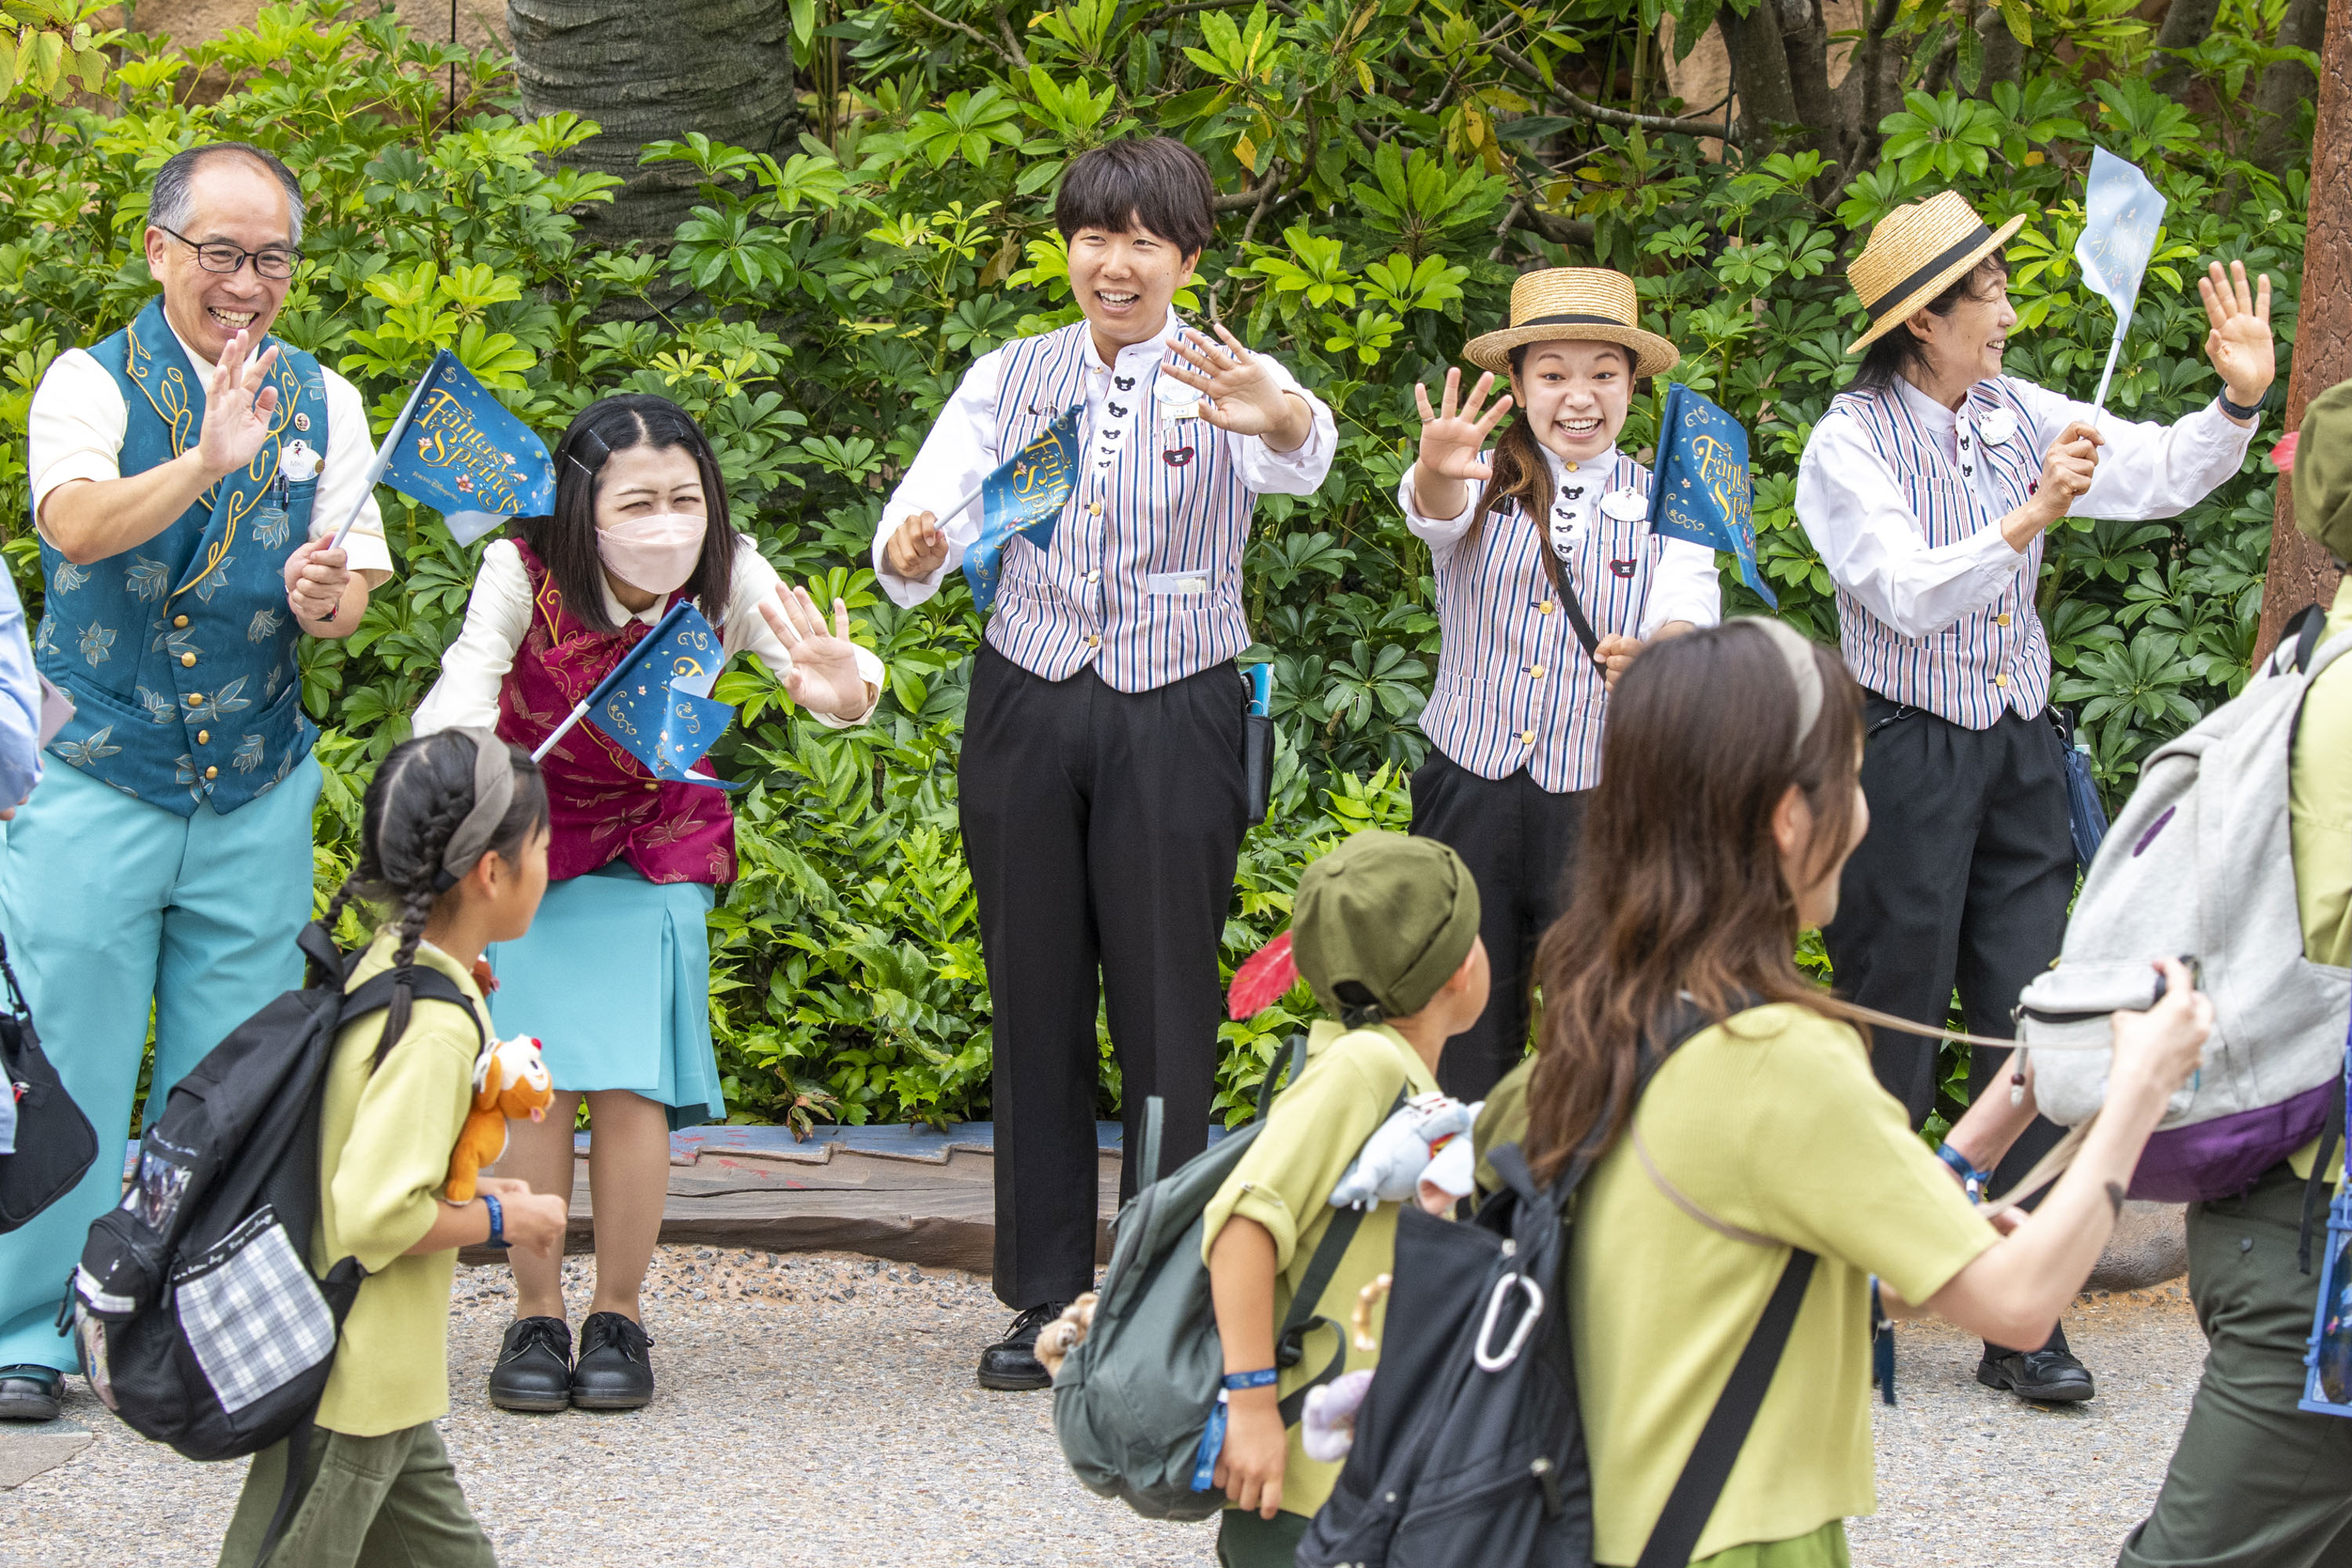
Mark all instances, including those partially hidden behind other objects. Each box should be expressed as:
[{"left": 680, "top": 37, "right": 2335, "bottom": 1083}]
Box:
[{"left": 0, "top": 930, "right": 99, "bottom": 1232}]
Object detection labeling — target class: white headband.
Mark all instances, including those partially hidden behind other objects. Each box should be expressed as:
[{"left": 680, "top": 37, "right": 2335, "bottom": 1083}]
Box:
[
  {"left": 1739, "top": 618, "right": 1824, "bottom": 762},
  {"left": 434, "top": 728, "right": 517, "bottom": 891}
]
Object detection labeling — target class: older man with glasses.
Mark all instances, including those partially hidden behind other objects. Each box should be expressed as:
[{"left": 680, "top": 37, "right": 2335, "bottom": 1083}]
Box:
[{"left": 0, "top": 141, "right": 396, "bottom": 1421}]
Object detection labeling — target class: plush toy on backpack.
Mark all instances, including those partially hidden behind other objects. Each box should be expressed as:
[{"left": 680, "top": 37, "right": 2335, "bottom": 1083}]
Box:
[{"left": 445, "top": 1035, "right": 556, "bottom": 1203}]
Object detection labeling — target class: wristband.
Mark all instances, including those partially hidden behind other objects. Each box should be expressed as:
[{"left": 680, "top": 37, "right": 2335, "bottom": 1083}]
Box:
[
  {"left": 481, "top": 1192, "right": 510, "bottom": 1250},
  {"left": 1191, "top": 1370, "right": 1282, "bottom": 1493},
  {"left": 2219, "top": 388, "right": 2267, "bottom": 421},
  {"left": 1221, "top": 1368, "right": 1280, "bottom": 1391},
  {"left": 1934, "top": 1142, "right": 1990, "bottom": 1204}
]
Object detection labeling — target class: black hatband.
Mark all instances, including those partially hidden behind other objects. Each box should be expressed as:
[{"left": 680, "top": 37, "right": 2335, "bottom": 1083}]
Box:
[{"left": 1863, "top": 224, "right": 1998, "bottom": 322}]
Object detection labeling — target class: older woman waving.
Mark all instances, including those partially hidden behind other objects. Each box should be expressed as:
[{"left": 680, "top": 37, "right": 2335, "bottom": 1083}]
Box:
[{"left": 1795, "top": 188, "right": 2274, "bottom": 1403}]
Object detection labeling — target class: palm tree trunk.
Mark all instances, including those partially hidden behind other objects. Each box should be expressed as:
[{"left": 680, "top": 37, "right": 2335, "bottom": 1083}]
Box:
[
  {"left": 507, "top": 0, "right": 797, "bottom": 249},
  {"left": 2254, "top": 0, "right": 2346, "bottom": 663}
]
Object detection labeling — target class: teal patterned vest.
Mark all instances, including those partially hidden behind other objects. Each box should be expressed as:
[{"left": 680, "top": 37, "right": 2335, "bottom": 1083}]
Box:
[{"left": 31, "top": 296, "right": 328, "bottom": 816}]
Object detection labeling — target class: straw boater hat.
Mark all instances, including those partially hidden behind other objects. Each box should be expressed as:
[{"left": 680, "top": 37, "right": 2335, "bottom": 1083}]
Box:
[
  {"left": 1465, "top": 267, "right": 1679, "bottom": 378},
  {"left": 1846, "top": 190, "right": 2025, "bottom": 354}
]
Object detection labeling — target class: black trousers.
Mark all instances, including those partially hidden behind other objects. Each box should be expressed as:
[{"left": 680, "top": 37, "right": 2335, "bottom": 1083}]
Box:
[
  {"left": 1824, "top": 695, "right": 2078, "bottom": 1356},
  {"left": 959, "top": 645, "right": 1247, "bottom": 1310},
  {"left": 1407, "top": 753, "right": 1590, "bottom": 1102}
]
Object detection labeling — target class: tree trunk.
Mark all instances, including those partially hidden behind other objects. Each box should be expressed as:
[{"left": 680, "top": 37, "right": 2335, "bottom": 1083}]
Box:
[
  {"left": 1779, "top": 0, "right": 1844, "bottom": 165},
  {"left": 2150, "top": 0, "right": 2225, "bottom": 100},
  {"left": 2253, "top": 0, "right": 2347, "bottom": 664},
  {"left": 1731, "top": 0, "right": 1806, "bottom": 152},
  {"left": 2252, "top": 0, "right": 2328, "bottom": 174},
  {"left": 1976, "top": 5, "right": 2025, "bottom": 96},
  {"left": 508, "top": 0, "right": 797, "bottom": 249},
  {"left": 1835, "top": 0, "right": 1906, "bottom": 172}
]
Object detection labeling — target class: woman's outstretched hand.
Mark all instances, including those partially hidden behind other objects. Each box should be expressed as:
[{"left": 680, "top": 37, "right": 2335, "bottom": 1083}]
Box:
[
  {"left": 1414, "top": 368, "right": 1512, "bottom": 484},
  {"left": 2198, "top": 259, "right": 2275, "bottom": 415},
  {"left": 760, "top": 585, "right": 874, "bottom": 721}
]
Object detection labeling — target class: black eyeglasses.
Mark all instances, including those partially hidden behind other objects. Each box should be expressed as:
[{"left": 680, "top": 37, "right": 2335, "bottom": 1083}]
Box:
[{"left": 155, "top": 224, "right": 301, "bottom": 281}]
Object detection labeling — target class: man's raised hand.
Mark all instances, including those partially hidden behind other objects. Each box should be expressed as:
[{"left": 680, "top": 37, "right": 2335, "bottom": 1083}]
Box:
[
  {"left": 198, "top": 327, "right": 281, "bottom": 483},
  {"left": 1163, "top": 325, "right": 1311, "bottom": 448}
]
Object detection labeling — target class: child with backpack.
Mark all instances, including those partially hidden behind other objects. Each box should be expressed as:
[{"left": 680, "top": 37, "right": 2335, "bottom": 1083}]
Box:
[
  {"left": 1202, "top": 829, "right": 1490, "bottom": 1566},
  {"left": 413, "top": 393, "right": 884, "bottom": 1413},
  {"left": 216, "top": 728, "right": 572, "bottom": 1566},
  {"left": 1463, "top": 619, "right": 2212, "bottom": 1566}
]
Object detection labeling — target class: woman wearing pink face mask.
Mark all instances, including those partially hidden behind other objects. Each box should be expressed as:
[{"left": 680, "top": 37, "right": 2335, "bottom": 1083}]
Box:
[{"left": 414, "top": 394, "right": 884, "bottom": 1414}]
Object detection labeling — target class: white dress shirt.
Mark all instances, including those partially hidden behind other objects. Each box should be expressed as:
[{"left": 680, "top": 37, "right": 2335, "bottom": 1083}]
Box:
[
  {"left": 1797, "top": 376, "right": 2254, "bottom": 639},
  {"left": 1400, "top": 446, "right": 1722, "bottom": 640},
  {"left": 28, "top": 325, "right": 394, "bottom": 583},
  {"left": 870, "top": 310, "right": 1335, "bottom": 608},
  {"left": 414, "top": 535, "right": 884, "bottom": 735}
]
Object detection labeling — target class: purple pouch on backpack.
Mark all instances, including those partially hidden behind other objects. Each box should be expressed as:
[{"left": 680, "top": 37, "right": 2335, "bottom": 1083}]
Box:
[{"left": 2128, "top": 1082, "right": 2338, "bottom": 1203}]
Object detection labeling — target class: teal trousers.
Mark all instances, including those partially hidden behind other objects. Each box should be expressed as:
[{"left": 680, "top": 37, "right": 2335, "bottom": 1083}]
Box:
[
  {"left": 0, "top": 756, "right": 319, "bottom": 1370},
  {"left": 2118, "top": 1163, "right": 2352, "bottom": 1567}
]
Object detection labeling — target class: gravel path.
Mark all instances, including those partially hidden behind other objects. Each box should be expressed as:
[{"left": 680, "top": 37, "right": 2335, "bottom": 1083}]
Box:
[{"left": 6, "top": 1254, "right": 2208, "bottom": 1567}]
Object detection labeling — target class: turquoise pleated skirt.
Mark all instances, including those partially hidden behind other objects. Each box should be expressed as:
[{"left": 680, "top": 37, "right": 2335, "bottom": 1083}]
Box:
[{"left": 485, "top": 860, "right": 724, "bottom": 1131}]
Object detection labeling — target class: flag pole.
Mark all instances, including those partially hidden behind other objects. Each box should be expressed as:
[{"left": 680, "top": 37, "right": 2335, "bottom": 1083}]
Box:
[
  {"left": 529, "top": 601, "right": 694, "bottom": 764},
  {"left": 2090, "top": 316, "right": 2130, "bottom": 412},
  {"left": 531, "top": 702, "right": 590, "bottom": 764},
  {"left": 328, "top": 363, "right": 437, "bottom": 554}
]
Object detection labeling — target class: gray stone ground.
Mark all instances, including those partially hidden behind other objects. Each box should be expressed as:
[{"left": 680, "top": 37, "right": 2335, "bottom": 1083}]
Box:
[{"left": 5, "top": 1254, "right": 2209, "bottom": 1568}]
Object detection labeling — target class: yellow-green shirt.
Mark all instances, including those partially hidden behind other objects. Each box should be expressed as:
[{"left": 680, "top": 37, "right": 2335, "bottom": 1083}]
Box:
[
  {"left": 313, "top": 931, "right": 487, "bottom": 1436},
  {"left": 2288, "top": 578, "right": 2352, "bottom": 1181},
  {"left": 1485, "top": 1004, "right": 1996, "bottom": 1564},
  {"left": 1200, "top": 1019, "right": 1440, "bottom": 1519}
]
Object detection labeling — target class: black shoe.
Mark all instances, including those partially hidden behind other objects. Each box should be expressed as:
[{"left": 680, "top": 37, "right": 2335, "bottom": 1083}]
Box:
[
  {"left": 977, "top": 1301, "right": 1068, "bottom": 1392},
  {"left": 488, "top": 1317, "right": 573, "bottom": 1413},
  {"left": 1977, "top": 1346, "right": 2096, "bottom": 1403},
  {"left": 570, "top": 1312, "right": 655, "bottom": 1410},
  {"left": 0, "top": 1364, "right": 61, "bottom": 1422}
]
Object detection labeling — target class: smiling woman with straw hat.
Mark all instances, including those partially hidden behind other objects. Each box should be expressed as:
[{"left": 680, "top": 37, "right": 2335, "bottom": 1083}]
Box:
[
  {"left": 1794, "top": 186, "right": 2275, "bottom": 1407},
  {"left": 1396, "top": 266, "right": 1721, "bottom": 1102}
]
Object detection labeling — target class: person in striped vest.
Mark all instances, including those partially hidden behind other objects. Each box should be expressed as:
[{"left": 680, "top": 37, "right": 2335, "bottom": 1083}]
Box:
[
  {"left": 872, "top": 137, "right": 1337, "bottom": 1392},
  {"left": 1399, "top": 267, "right": 1721, "bottom": 1101},
  {"left": 1796, "top": 189, "right": 2275, "bottom": 1403}
]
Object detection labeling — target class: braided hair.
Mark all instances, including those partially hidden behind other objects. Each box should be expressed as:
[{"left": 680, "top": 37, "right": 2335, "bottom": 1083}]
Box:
[{"left": 321, "top": 731, "right": 549, "bottom": 1070}]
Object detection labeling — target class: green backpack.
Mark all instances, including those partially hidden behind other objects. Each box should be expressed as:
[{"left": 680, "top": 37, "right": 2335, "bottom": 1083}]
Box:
[{"left": 1051, "top": 1035, "right": 1399, "bottom": 1521}]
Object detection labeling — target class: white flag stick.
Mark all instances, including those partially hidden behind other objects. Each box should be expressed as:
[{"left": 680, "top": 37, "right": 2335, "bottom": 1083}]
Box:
[
  {"left": 2090, "top": 314, "right": 2131, "bottom": 412},
  {"left": 530, "top": 699, "right": 591, "bottom": 764},
  {"left": 327, "top": 368, "right": 436, "bottom": 553}
]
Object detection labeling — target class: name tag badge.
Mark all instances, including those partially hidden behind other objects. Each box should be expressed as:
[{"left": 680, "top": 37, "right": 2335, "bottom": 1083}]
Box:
[
  {"left": 1976, "top": 409, "right": 2018, "bottom": 448},
  {"left": 279, "top": 438, "right": 322, "bottom": 482},
  {"left": 1599, "top": 487, "right": 1650, "bottom": 523},
  {"left": 1154, "top": 376, "right": 1200, "bottom": 424},
  {"left": 1146, "top": 571, "right": 1212, "bottom": 598}
]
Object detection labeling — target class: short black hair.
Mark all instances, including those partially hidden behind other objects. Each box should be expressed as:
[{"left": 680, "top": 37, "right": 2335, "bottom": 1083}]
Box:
[
  {"left": 150, "top": 142, "right": 307, "bottom": 245},
  {"left": 1851, "top": 256, "right": 2008, "bottom": 397},
  {"left": 1054, "top": 137, "right": 1216, "bottom": 258},
  {"left": 517, "top": 394, "right": 737, "bottom": 637}
]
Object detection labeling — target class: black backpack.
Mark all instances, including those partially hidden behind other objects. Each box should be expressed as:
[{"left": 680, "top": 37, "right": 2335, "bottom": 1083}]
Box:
[
  {"left": 1298, "top": 1007, "right": 1816, "bottom": 1568},
  {"left": 0, "top": 931, "right": 98, "bottom": 1233},
  {"left": 67, "top": 922, "right": 480, "bottom": 1468}
]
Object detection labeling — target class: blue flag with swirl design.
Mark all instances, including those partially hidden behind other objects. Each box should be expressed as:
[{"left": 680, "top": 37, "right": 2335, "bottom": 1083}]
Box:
[
  {"left": 378, "top": 350, "right": 556, "bottom": 544},
  {"left": 963, "top": 408, "right": 1083, "bottom": 613},
  {"left": 1647, "top": 382, "right": 1774, "bottom": 609},
  {"left": 583, "top": 600, "right": 742, "bottom": 789}
]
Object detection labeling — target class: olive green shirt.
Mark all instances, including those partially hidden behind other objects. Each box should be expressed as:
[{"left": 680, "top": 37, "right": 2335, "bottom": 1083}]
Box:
[
  {"left": 1200, "top": 1019, "right": 1440, "bottom": 1521},
  {"left": 1481, "top": 1004, "right": 1996, "bottom": 1564},
  {"left": 313, "top": 931, "right": 487, "bottom": 1436},
  {"left": 2288, "top": 577, "right": 2352, "bottom": 1182}
]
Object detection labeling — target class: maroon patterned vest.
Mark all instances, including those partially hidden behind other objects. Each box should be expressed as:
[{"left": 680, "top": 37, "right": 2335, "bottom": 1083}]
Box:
[{"left": 495, "top": 542, "right": 736, "bottom": 885}]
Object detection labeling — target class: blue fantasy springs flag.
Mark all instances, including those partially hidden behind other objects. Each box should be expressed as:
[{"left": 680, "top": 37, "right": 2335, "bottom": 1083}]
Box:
[
  {"left": 960, "top": 408, "right": 1083, "bottom": 613},
  {"left": 2075, "top": 147, "right": 2169, "bottom": 410},
  {"left": 529, "top": 600, "right": 742, "bottom": 789},
  {"left": 366, "top": 349, "right": 556, "bottom": 546},
  {"left": 1648, "top": 382, "right": 1774, "bottom": 609}
]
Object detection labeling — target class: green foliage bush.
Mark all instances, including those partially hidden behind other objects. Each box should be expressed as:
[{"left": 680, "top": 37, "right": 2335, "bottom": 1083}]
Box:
[{"left": 0, "top": 0, "right": 2305, "bottom": 1129}]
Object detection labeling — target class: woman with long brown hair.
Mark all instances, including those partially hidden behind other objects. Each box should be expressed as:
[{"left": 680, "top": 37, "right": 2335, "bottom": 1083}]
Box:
[{"left": 1486, "top": 619, "right": 2212, "bottom": 1567}]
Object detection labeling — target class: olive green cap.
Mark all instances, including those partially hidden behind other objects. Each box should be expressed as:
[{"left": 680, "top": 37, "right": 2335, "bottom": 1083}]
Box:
[
  {"left": 2295, "top": 378, "right": 2352, "bottom": 564},
  {"left": 1291, "top": 830, "right": 1481, "bottom": 1022}
]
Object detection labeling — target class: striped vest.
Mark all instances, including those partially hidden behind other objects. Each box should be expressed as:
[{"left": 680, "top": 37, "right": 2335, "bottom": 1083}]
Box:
[
  {"left": 1823, "top": 379, "right": 2049, "bottom": 728},
  {"left": 983, "top": 322, "right": 1257, "bottom": 691},
  {"left": 1421, "top": 452, "right": 1657, "bottom": 793}
]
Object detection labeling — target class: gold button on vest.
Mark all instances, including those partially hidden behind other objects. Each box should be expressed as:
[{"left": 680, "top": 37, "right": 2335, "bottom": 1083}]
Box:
[
  {"left": 1995, "top": 671, "right": 2011, "bottom": 688},
  {"left": 1537, "top": 601, "right": 1556, "bottom": 616},
  {"left": 187, "top": 693, "right": 203, "bottom": 706},
  {"left": 1086, "top": 634, "right": 1102, "bottom": 648},
  {"left": 204, "top": 766, "right": 218, "bottom": 781},
  {"left": 1519, "top": 729, "right": 1536, "bottom": 744},
  {"left": 197, "top": 729, "right": 209, "bottom": 745},
  {"left": 1996, "top": 612, "right": 2012, "bottom": 626},
  {"left": 180, "top": 652, "right": 197, "bottom": 668},
  {"left": 1529, "top": 665, "right": 1545, "bottom": 679},
  {"left": 173, "top": 615, "right": 189, "bottom": 629}
]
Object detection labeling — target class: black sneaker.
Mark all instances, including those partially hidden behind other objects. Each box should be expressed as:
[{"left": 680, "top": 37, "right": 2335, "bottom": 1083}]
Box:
[
  {"left": 976, "top": 1301, "right": 1067, "bottom": 1392},
  {"left": 571, "top": 1312, "right": 655, "bottom": 1410},
  {"left": 0, "top": 1364, "right": 61, "bottom": 1422},
  {"left": 1977, "top": 1345, "right": 2096, "bottom": 1403},
  {"left": 488, "top": 1317, "right": 573, "bottom": 1413}
]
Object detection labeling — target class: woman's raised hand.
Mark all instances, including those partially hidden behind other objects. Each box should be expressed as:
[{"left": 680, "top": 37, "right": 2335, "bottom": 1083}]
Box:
[
  {"left": 760, "top": 583, "right": 874, "bottom": 722},
  {"left": 2198, "top": 259, "right": 2275, "bottom": 412},
  {"left": 1414, "top": 368, "right": 1512, "bottom": 483},
  {"left": 2107, "top": 957, "right": 2214, "bottom": 1110}
]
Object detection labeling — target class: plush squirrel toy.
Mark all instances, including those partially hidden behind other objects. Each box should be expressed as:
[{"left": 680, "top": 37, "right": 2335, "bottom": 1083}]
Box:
[{"left": 445, "top": 1035, "right": 555, "bottom": 1203}]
